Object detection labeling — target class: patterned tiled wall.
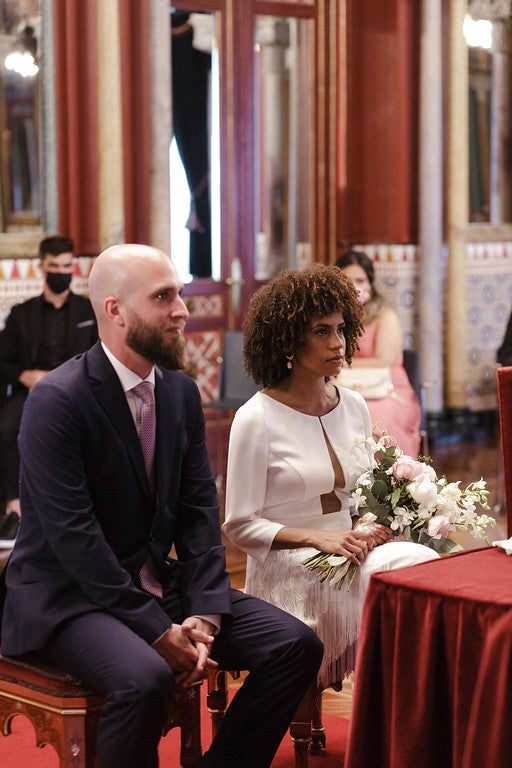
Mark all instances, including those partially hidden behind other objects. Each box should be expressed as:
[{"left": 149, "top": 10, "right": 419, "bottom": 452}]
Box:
[
  {"left": 185, "top": 330, "right": 221, "bottom": 404},
  {"left": 466, "top": 243, "right": 512, "bottom": 411},
  {"left": 0, "top": 246, "right": 510, "bottom": 412},
  {"left": 184, "top": 289, "right": 224, "bottom": 405},
  {"left": 0, "top": 257, "right": 94, "bottom": 330},
  {"left": 0, "top": 258, "right": 224, "bottom": 405},
  {"left": 358, "top": 244, "right": 419, "bottom": 350},
  {"left": 357, "top": 242, "right": 512, "bottom": 412}
]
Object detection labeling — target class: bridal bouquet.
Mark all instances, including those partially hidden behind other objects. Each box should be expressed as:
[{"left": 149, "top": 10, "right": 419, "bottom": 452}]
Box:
[{"left": 303, "top": 433, "right": 495, "bottom": 591}]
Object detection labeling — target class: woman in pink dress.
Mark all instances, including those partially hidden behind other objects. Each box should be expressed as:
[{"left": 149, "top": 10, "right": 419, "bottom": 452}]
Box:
[{"left": 336, "top": 250, "right": 422, "bottom": 457}]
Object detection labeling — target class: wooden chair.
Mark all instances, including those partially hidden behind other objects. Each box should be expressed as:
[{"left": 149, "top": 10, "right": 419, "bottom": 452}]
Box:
[
  {"left": 497, "top": 366, "right": 512, "bottom": 536},
  {"left": 289, "top": 681, "right": 326, "bottom": 767},
  {"left": 204, "top": 330, "right": 260, "bottom": 490},
  {"left": 403, "top": 348, "right": 429, "bottom": 456},
  {"left": 207, "top": 669, "right": 325, "bottom": 768},
  {"left": 0, "top": 648, "right": 203, "bottom": 767}
]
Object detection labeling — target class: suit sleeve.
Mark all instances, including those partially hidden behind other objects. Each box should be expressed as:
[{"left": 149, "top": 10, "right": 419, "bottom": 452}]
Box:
[
  {"left": 222, "top": 398, "right": 285, "bottom": 562},
  {"left": 170, "top": 378, "right": 232, "bottom": 619}
]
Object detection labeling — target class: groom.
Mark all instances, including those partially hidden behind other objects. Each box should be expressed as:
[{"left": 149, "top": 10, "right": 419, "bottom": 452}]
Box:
[{"left": 0, "top": 243, "right": 323, "bottom": 768}]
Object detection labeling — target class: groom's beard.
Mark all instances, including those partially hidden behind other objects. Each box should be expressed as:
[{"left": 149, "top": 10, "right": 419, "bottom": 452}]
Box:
[{"left": 126, "top": 313, "right": 187, "bottom": 370}]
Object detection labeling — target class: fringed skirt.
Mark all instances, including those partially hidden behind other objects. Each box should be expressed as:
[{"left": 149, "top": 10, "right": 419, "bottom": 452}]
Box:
[{"left": 244, "top": 540, "right": 440, "bottom": 689}]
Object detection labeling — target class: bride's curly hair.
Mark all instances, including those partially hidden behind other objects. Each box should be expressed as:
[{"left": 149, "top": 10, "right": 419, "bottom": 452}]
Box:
[{"left": 242, "top": 264, "right": 364, "bottom": 387}]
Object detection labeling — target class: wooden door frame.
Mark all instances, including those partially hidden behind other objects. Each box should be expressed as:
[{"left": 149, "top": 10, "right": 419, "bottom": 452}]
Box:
[
  {"left": 174, "top": 0, "right": 337, "bottom": 328},
  {"left": 232, "top": 0, "right": 337, "bottom": 321}
]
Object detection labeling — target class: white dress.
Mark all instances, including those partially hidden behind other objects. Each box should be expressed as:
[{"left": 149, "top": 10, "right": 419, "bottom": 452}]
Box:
[{"left": 223, "top": 386, "right": 439, "bottom": 688}]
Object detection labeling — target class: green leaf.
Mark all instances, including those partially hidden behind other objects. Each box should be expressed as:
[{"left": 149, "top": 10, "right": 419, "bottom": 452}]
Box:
[
  {"left": 371, "top": 504, "right": 391, "bottom": 521},
  {"left": 372, "top": 478, "right": 389, "bottom": 499},
  {"left": 417, "top": 531, "right": 462, "bottom": 554},
  {"left": 345, "top": 563, "right": 359, "bottom": 590},
  {"left": 390, "top": 487, "right": 401, "bottom": 506}
]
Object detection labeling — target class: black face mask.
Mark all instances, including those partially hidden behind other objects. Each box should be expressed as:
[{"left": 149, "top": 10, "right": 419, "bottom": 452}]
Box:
[{"left": 46, "top": 272, "right": 72, "bottom": 294}]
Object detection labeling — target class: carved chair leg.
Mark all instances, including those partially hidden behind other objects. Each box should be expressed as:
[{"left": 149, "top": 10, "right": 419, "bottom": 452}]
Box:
[
  {"left": 308, "top": 685, "right": 325, "bottom": 755},
  {"left": 162, "top": 682, "right": 202, "bottom": 767},
  {"left": 207, "top": 668, "right": 229, "bottom": 738},
  {"left": 290, "top": 681, "right": 315, "bottom": 768},
  {"left": 178, "top": 684, "right": 202, "bottom": 767}
]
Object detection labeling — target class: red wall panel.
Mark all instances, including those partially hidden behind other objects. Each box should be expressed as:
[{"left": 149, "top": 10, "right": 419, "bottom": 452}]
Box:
[
  {"left": 53, "top": 0, "right": 99, "bottom": 253},
  {"left": 339, "top": 0, "right": 420, "bottom": 246},
  {"left": 119, "top": 1, "right": 151, "bottom": 245}
]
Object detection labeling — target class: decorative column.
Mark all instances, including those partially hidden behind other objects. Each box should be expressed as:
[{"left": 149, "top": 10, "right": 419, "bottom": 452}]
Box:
[
  {"left": 489, "top": 15, "right": 512, "bottom": 223},
  {"left": 148, "top": 0, "right": 171, "bottom": 252},
  {"left": 418, "top": 0, "right": 443, "bottom": 414},
  {"left": 96, "top": 0, "right": 124, "bottom": 248},
  {"left": 254, "top": 17, "right": 287, "bottom": 276},
  {"left": 446, "top": 0, "right": 468, "bottom": 409},
  {"left": 40, "top": 0, "right": 57, "bottom": 233}
]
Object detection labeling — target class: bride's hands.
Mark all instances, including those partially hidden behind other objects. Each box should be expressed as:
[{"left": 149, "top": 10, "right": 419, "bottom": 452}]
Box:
[
  {"left": 308, "top": 529, "right": 373, "bottom": 566},
  {"left": 274, "top": 521, "right": 392, "bottom": 564},
  {"left": 353, "top": 520, "right": 392, "bottom": 547}
]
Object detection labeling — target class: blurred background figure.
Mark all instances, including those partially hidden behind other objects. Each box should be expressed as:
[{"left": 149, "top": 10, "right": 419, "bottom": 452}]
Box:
[
  {"left": 335, "top": 249, "right": 422, "bottom": 457},
  {"left": 0, "top": 236, "right": 97, "bottom": 548}
]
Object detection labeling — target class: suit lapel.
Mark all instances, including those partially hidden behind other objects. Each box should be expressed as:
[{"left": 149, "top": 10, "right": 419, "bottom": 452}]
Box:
[
  {"left": 154, "top": 370, "right": 177, "bottom": 506},
  {"left": 87, "top": 343, "right": 149, "bottom": 493}
]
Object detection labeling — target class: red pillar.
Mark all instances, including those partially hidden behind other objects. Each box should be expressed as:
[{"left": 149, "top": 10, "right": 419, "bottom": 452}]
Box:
[
  {"left": 338, "top": 0, "right": 420, "bottom": 247},
  {"left": 53, "top": 0, "right": 99, "bottom": 253},
  {"left": 118, "top": 0, "right": 151, "bottom": 245}
]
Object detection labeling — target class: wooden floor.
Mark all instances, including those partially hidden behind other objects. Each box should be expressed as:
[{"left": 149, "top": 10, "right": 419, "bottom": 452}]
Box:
[{"left": 0, "top": 428, "right": 506, "bottom": 719}]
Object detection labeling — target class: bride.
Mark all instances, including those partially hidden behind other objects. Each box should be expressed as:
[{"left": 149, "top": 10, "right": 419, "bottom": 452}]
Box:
[{"left": 222, "top": 264, "right": 439, "bottom": 689}]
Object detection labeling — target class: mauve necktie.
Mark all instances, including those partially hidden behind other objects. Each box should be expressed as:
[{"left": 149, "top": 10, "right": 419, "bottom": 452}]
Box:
[
  {"left": 132, "top": 381, "right": 156, "bottom": 485},
  {"left": 132, "top": 381, "right": 162, "bottom": 598}
]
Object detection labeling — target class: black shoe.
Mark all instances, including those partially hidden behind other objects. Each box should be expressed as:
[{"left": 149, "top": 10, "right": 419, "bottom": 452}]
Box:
[{"left": 0, "top": 511, "right": 19, "bottom": 548}]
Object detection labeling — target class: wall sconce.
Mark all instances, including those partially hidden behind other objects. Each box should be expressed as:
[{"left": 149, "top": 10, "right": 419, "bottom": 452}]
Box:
[
  {"left": 463, "top": 14, "right": 493, "bottom": 49},
  {"left": 4, "top": 25, "right": 38, "bottom": 78}
]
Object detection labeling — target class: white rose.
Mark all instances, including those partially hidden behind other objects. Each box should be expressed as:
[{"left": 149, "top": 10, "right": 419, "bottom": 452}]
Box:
[{"left": 407, "top": 476, "right": 438, "bottom": 509}]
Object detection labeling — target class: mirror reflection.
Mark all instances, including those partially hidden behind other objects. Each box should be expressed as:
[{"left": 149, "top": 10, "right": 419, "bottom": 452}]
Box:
[
  {"left": 0, "top": 0, "right": 40, "bottom": 230},
  {"left": 170, "top": 8, "right": 220, "bottom": 282},
  {"left": 465, "top": 11, "right": 512, "bottom": 225},
  {"left": 254, "top": 15, "right": 312, "bottom": 279},
  {"left": 467, "top": 18, "right": 492, "bottom": 223}
]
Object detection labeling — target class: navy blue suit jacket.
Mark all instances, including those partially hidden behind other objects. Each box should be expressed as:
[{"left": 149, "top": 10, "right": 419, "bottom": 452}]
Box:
[{"left": 0, "top": 341, "right": 232, "bottom": 654}]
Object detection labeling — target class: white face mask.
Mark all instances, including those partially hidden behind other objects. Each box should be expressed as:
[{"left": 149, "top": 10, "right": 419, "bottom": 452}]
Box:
[{"left": 357, "top": 287, "right": 370, "bottom": 305}]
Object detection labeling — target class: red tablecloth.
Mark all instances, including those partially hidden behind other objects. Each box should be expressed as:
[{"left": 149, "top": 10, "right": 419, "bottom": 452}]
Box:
[
  {"left": 461, "top": 607, "right": 512, "bottom": 767},
  {"left": 345, "top": 546, "right": 512, "bottom": 768}
]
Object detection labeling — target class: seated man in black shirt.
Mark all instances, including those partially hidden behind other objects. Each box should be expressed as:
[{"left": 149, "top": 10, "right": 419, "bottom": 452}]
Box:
[{"left": 0, "top": 236, "right": 97, "bottom": 547}]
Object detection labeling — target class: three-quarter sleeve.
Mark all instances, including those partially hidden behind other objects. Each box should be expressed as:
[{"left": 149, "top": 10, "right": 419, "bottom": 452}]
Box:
[{"left": 223, "top": 398, "right": 285, "bottom": 562}]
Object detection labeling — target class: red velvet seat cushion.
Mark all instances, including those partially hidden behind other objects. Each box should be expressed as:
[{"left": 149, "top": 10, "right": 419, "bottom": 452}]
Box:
[{"left": 0, "top": 649, "right": 100, "bottom": 698}]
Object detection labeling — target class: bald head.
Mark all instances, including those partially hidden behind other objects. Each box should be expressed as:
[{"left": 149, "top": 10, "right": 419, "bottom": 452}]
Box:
[
  {"left": 88, "top": 244, "right": 170, "bottom": 325},
  {"left": 87, "top": 243, "right": 188, "bottom": 375}
]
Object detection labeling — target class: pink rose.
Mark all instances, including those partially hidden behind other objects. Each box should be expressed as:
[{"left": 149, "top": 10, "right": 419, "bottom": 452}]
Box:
[
  {"left": 392, "top": 456, "right": 427, "bottom": 481},
  {"left": 427, "top": 515, "right": 451, "bottom": 537}
]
